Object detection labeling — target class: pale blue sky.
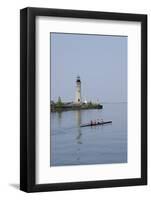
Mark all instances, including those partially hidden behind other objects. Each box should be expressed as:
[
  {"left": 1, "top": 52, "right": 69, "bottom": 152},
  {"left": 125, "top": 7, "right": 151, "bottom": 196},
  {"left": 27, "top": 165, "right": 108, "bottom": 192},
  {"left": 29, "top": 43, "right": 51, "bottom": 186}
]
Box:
[{"left": 50, "top": 33, "right": 127, "bottom": 103}]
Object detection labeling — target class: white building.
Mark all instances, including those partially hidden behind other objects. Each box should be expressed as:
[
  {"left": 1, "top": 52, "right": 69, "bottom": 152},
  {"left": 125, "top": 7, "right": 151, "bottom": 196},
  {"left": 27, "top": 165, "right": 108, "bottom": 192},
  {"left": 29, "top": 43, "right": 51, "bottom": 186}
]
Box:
[{"left": 75, "top": 76, "right": 82, "bottom": 104}]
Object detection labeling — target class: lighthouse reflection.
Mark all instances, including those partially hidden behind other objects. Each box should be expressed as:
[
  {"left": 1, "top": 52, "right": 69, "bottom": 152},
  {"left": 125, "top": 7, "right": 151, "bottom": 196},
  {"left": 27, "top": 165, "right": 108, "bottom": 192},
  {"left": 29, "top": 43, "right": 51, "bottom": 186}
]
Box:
[
  {"left": 75, "top": 110, "right": 83, "bottom": 163},
  {"left": 75, "top": 110, "right": 82, "bottom": 145}
]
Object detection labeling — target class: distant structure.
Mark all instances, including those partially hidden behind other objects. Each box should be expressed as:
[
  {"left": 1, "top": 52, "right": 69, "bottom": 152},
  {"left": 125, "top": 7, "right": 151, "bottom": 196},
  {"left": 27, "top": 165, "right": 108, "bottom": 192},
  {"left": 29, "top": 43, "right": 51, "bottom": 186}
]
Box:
[
  {"left": 75, "top": 75, "right": 81, "bottom": 104},
  {"left": 84, "top": 98, "right": 87, "bottom": 104},
  {"left": 51, "top": 75, "right": 103, "bottom": 112}
]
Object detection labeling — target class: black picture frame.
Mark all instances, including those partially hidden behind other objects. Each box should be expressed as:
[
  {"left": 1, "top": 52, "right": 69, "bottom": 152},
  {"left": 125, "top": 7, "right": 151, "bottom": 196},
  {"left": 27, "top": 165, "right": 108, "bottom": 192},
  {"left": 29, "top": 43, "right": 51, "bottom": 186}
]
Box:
[{"left": 20, "top": 7, "right": 147, "bottom": 192}]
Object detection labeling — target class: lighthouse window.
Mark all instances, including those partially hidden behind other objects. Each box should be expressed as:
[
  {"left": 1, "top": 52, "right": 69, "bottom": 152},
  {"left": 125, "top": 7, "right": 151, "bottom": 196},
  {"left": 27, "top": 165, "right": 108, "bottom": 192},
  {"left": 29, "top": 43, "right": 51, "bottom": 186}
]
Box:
[{"left": 78, "top": 99, "right": 80, "bottom": 102}]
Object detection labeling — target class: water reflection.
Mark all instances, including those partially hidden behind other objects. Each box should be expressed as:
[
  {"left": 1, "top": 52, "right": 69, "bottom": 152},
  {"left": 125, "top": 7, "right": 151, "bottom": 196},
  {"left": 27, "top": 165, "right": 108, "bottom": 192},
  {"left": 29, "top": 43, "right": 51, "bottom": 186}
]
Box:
[
  {"left": 75, "top": 110, "right": 82, "bottom": 163},
  {"left": 51, "top": 103, "right": 127, "bottom": 166},
  {"left": 75, "top": 110, "right": 82, "bottom": 144},
  {"left": 57, "top": 111, "right": 62, "bottom": 127}
]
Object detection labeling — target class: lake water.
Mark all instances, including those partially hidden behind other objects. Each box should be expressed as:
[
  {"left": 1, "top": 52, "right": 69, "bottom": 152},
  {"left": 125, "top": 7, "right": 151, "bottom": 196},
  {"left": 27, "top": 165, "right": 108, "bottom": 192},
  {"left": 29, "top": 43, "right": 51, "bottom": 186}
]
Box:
[{"left": 50, "top": 103, "right": 127, "bottom": 166}]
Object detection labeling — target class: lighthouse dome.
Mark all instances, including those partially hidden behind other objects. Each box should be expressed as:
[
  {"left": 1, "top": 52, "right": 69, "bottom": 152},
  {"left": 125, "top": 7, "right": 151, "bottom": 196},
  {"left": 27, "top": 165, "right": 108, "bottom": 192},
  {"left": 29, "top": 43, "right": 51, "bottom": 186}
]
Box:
[{"left": 76, "top": 75, "right": 81, "bottom": 82}]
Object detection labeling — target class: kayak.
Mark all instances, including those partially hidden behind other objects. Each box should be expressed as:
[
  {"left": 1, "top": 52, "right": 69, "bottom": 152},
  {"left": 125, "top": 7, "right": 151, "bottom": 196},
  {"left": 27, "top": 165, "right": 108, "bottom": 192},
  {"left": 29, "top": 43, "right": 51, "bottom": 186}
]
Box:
[{"left": 80, "top": 121, "right": 112, "bottom": 127}]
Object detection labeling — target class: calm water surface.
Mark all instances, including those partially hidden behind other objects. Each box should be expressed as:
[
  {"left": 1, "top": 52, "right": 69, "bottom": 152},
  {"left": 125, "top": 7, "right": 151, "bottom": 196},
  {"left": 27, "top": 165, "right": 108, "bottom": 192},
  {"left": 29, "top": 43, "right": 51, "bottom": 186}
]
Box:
[{"left": 50, "top": 103, "right": 127, "bottom": 166}]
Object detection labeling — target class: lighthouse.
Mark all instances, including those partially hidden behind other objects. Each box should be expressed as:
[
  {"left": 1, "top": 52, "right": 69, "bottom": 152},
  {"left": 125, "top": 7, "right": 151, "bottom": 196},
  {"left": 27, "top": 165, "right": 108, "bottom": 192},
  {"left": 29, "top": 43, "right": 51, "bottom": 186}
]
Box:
[{"left": 75, "top": 76, "right": 82, "bottom": 104}]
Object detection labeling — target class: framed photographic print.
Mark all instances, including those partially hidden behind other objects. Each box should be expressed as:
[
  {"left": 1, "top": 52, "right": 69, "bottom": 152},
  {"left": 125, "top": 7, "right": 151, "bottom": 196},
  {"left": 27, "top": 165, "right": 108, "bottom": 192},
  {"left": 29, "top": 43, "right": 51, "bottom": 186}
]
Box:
[{"left": 20, "top": 7, "right": 147, "bottom": 192}]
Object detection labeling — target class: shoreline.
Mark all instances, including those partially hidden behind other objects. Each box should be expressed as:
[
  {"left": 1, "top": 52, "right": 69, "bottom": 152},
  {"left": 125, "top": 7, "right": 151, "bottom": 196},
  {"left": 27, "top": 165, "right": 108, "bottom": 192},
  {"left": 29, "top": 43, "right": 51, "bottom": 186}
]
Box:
[{"left": 51, "top": 104, "right": 103, "bottom": 112}]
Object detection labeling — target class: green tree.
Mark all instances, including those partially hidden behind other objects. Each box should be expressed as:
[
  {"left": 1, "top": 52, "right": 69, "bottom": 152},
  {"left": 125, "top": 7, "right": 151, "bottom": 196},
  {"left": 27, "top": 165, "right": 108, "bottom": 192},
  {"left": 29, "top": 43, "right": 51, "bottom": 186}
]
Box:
[
  {"left": 88, "top": 101, "right": 92, "bottom": 105},
  {"left": 56, "top": 96, "right": 63, "bottom": 107}
]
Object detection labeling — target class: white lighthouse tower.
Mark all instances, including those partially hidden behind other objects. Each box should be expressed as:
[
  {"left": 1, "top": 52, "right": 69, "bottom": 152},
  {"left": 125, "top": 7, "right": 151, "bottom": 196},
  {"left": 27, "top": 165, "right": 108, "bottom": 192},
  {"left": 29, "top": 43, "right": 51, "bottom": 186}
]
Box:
[{"left": 75, "top": 76, "right": 82, "bottom": 104}]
